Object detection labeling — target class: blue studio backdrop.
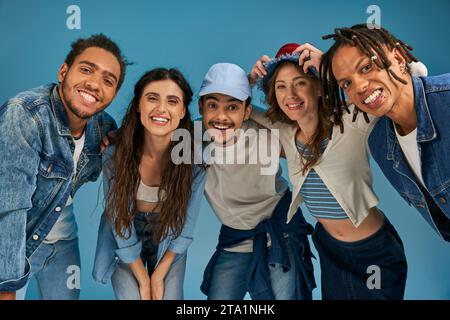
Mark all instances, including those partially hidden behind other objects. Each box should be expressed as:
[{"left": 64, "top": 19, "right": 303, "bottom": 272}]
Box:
[{"left": 1, "top": 0, "right": 449, "bottom": 299}]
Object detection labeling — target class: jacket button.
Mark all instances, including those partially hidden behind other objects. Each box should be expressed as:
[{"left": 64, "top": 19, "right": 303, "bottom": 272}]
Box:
[
  {"left": 32, "top": 234, "right": 39, "bottom": 241},
  {"left": 440, "top": 197, "right": 447, "bottom": 204},
  {"left": 115, "top": 257, "right": 119, "bottom": 261},
  {"left": 55, "top": 206, "right": 62, "bottom": 212}
]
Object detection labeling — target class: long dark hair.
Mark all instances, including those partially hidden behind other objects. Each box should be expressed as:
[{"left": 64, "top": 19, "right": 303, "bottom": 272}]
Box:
[
  {"left": 264, "top": 60, "right": 331, "bottom": 175},
  {"left": 106, "top": 68, "right": 195, "bottom": 242}
]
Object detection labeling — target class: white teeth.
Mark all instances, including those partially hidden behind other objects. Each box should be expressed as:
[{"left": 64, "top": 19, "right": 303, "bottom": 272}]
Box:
[
  {"left": 79, "top": 91, "right": 96, "bottom": 103},
  {"left": 151, "top": 117, "right": 169, "bottom": 122},
  {"left": 213, "top": 125, "right": 232, "bottom": 130},
  {"left": 364, "top": 89, "right": 382, "bottom": 104},
  {"left": 287, "top": 102, "right": 302, "bottom": 109}
]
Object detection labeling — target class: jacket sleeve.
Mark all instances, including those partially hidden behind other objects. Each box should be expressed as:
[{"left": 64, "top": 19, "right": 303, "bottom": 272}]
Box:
[
  {"left": 101, "top": 146, "right": 142, "bottom": 264},
  {"left": 0, "top": 104, "right": 41, "bottom": 291},
  {"left": 168, "top": 165, "right": 207, "bottom": 254}
]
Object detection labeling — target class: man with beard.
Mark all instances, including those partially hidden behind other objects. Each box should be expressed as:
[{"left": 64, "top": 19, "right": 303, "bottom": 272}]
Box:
[{"left": 0, "top": 34, "right": 127, "bottom": 299}]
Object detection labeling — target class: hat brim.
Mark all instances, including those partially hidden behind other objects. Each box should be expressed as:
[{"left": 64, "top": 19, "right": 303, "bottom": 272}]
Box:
[
  {"left": 198, "top": 84, "right": 250, "bottom": 101},
  {"left": 256, "top": 53, "right": 319, "bottom": 94}
]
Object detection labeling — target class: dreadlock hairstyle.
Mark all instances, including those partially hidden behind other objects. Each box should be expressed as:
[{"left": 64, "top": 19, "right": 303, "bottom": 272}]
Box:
[
  {"left": 320, "top": 23, "right": 418, "bottom": 130},
  {"left": 106, "top": 68, "right": 195, "bottom": 243},
  {"left": 265, "top": 60, "right": 332, "bottom": 175}
]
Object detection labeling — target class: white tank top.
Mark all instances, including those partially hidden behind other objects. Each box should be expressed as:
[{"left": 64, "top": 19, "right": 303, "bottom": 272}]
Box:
[{"left": 136, "top": 180, "right": 165, "bottom": 203}]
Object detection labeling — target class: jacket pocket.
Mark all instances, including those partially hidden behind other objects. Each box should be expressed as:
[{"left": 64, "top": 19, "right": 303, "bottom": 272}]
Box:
[{"left": 32, "top": 157, "right": 71, "bottom": 209}]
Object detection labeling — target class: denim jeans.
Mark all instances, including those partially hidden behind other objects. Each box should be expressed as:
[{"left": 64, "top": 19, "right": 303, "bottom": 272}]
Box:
[
  {"left": 110, "top": 212, "right": 187, "bottom": 300},
  {"left": 312, "top": 217, "right": 407, "bottom": 300},
  {"left": 111, "top": 254, "right": 187, "bottom": 300},
  {"left": 206, "top": 238, "right": 300, "bottom": 300},
  {"left": 16, "top": 238, "right": 80, "bottom": 300}
]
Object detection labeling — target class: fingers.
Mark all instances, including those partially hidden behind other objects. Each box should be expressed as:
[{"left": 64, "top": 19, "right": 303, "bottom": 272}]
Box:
[
  {"left": 100, "top": 136, "right": 109, "bottom": 154},
  {"left": 294, "top": 43, "right": 323, "bottom": 55},
  {"left": 249, "top": 55, "right": 270, "bottom": 84}
]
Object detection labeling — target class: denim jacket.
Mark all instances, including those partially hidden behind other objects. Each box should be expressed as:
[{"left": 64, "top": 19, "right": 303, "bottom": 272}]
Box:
[
  {"left": 369, "top": 74, "right": 450, "bottom": 241},
  {"left": 0, "top": 84, "right": 117, "bottom": 291},
  {"left": 92, "top": 146, "right": 206, "bottom": 285}
]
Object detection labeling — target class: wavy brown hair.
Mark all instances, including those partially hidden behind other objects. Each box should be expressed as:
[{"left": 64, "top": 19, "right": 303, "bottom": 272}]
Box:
[
  {"left": 106, "top": 68, "right": 195, "bottom": 242},
  {"left": 264, "top": 60, "right": 332, "bottom": 175}
]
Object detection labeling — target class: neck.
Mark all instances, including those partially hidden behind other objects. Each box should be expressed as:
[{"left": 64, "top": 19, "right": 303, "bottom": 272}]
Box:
[
  {"left": 296, "top": 113, "right": 319, "bottom": 144},
  {"left": 142, "top": 130, "right": 172, "bottom": 160},
  {"left": 386, "top": 77, "right": 417, "bottom": 136},
  {"left": 58, "top": 85, "right": 87, "bottom": 138}
]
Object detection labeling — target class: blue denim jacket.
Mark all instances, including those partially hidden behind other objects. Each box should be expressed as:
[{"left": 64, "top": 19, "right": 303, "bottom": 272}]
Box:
[
  {"left": 0, "top": 84, "right": 117, "bottom": 292},
  {"left": 369, "top": 74, "right": 450, "bottom": 241},
  {"left": 92, "top": 146, "right": 206, "bottom": 285}
]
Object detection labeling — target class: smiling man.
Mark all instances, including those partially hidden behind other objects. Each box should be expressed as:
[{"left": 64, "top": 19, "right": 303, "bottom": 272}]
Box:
[
  {"left": 0, "top": 34, "right": 127, "bottom": 299},
  {"left": 197, "top": 63, "right": 315, "bottom": 300},
  {"left": 321, "top": 24, "right": 450, "bottom": 242}
]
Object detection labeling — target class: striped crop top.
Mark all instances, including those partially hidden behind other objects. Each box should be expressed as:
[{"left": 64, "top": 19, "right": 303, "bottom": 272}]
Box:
[{"left": 296, "top": 139, "right": 348, "bottom": 220}]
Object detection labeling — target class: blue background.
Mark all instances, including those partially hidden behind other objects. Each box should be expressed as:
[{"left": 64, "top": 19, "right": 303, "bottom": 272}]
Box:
[{"left": 1, "top": 0, "right": 449, "bottom": 299}]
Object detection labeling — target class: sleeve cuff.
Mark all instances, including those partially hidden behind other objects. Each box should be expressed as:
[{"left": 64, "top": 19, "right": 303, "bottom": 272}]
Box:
[
  {"left": 0, "top": 257, "right": 30, "bottom": 292},
  {"left": 115, "top": 241, "right": 142, "bottom": 264},
  {"left": 168, "top": 236, "right": 193, "bottom": 254}
]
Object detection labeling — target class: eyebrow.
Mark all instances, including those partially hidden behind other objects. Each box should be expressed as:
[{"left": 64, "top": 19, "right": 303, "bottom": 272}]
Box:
[
  {"left": 275, "top": 76, "right": 308, "bottom": 83},
  {"left": 78, "top": 60, "right": 118, "bottom": 83},
  {"left": 204, "top": 96, "right": 241, "bottom": 103},
  {"left": 144, "top": 92, "right": 182, "bottom": 101},
  {"left": 335, "top": 56, "right": 368, "bottom": 84}
]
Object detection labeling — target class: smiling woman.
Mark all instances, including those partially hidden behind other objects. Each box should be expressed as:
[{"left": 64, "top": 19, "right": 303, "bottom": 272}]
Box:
[{"left": 93, "top": 68, "right": 206, "bottom": 300}]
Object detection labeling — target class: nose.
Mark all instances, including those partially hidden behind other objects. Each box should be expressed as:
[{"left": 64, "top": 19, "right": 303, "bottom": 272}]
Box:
[
  {"left": 84, "top": 73, "right": 101, "bottom": 92},
  {"left": 287, "top": 83, "right": 299, "bottom": 98},
  {"left": 354, "top": 75, "right": 369, "bottom": 94}
]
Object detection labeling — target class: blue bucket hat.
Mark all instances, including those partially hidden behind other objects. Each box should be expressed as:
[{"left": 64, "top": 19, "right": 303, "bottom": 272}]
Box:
[
  {"left": 256, "top": 43, "right": 319, "bottom": 94},
  {"left": 199, "top": 62, "right": 251, "bottom": 101}
]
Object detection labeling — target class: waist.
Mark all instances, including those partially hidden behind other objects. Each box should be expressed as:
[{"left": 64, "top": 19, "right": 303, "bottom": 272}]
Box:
[{"left": 317, "top": 207, "right": 385, "bottom": 242}]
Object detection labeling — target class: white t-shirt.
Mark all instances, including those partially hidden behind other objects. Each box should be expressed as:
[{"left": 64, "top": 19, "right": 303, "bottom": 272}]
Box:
[
  {"left": 395, "top": 125, "right": 425, "bottom": 187},
  {"left": 44, "top": 133, "right": 85, "bottom": 243}
]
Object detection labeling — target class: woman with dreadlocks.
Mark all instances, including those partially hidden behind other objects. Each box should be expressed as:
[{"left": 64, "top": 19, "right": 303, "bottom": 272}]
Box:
[
  {"left": 92, "top": 68, "right": 206, "bottom": 300},
  {"left": 321, "top": 24, "right": 450, "bottom": 243},
  {"left": 249, "top": 42, "right": 412, "bottom": 299}
]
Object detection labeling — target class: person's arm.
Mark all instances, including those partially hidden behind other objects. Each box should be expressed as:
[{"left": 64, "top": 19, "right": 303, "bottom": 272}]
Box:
[
  {"left": 150, "top": 250, "right": 176, "bottom": 300},
  {"left": 101, "top": 147, "right": 146, "bottom": 297},
  {"left": 0, "top": 104, "right": 41, "bottom": 298},
  {"left": 167, "top": 166, "right": 206, "bottom": 254},
  {"left": 129, "top": 258, "right": 151, "bottom": 300}
]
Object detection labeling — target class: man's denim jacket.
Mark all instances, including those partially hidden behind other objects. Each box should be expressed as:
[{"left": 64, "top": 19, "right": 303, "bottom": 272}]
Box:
[
  {"left": 0, "top": 84, "right": 117, "bottom": 291},
  {"left": 369, "top": 75, "right": 450, "bottom": 241}
]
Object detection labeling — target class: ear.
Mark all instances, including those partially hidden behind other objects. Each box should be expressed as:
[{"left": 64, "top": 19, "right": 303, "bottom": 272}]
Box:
[
  {"left": 198, "top": 99, "right": 203, "bottom": 115},
  {"left": 244, "top": 103, "right": 252, "bottom": 120},
  {"left": 180, "top": 106, "right": 186, "bottom": 119},
  {"left": 391, "top": 47, "right": 406, "bottom": 67},
  {"left": 58, "top": 63, "right": 69, "bottom": 83}
]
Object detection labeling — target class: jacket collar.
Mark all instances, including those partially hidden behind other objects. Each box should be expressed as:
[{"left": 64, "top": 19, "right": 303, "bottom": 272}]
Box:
[
  {"left": 385, "top": 76, "right": 437, "bottom": 160},
  {"left": 50, "top": 84, "right": 72, "bottom": 137}
]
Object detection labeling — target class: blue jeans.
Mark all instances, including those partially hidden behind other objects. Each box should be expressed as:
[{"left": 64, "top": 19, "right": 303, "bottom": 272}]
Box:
[
  {"left": 207, "top": 241, "right": 299, "bottom": 300},
  {"left": 111, "top": 254, "right": 187, "bottom": 300},
  {"left": 312, "top": 217, "right": 407, "bottom": 300},
  {"left": 16, "top": 238, "right": 80, "bottom": 300}
]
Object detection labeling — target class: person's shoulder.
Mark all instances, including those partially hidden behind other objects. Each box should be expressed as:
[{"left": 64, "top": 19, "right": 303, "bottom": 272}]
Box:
[
  {"left": 93, "top": 110, "right": 118, "bottom": 131},
  {"left": 419, "top": 73, "right": 450, "bottom": 94},
  {"left": 3, "top": 84, "right": 53, "bottom": 112}
]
